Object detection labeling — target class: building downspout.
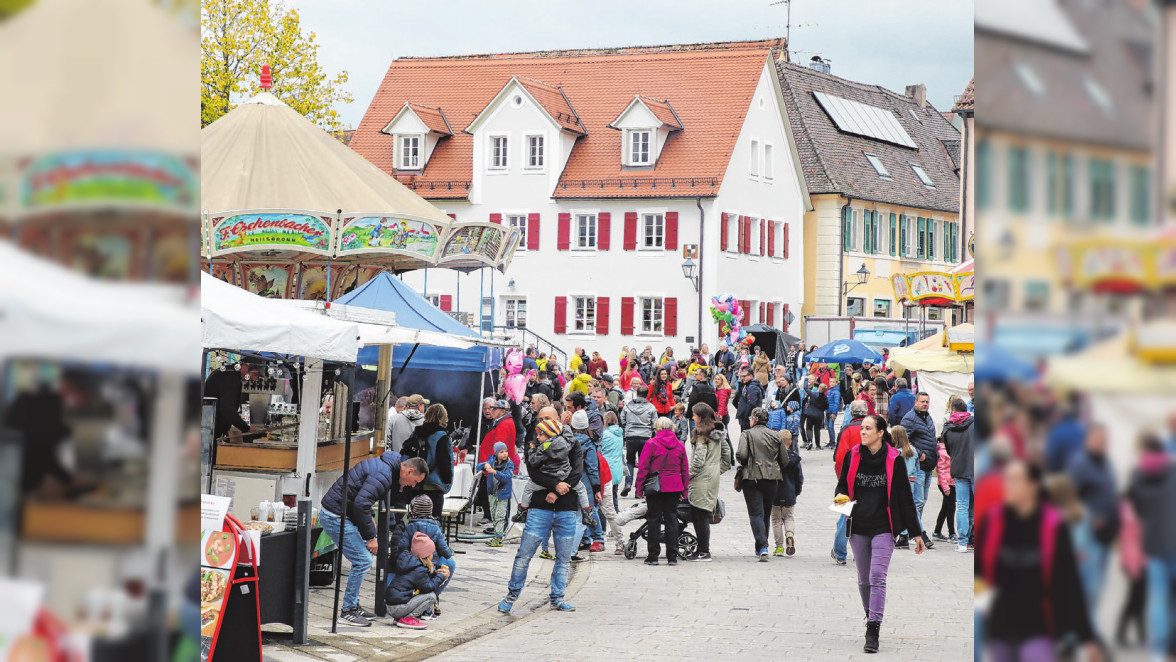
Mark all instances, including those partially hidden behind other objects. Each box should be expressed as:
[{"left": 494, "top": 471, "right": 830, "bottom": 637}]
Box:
[
  {"left": 838, "top": 197, "right": 851, "bottom": 316},
  {"left": 696, "top": 197, "right": 705, "bottom": 347}
]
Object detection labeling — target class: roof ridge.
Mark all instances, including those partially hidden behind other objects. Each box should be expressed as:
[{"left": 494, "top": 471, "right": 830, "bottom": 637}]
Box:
[
  {"left": 515, "top": 75, "right": 561, "bottom": 90},
  {"left": 777, "top": 60, "right": 936, "bottom": 109},
  {"left": 395, "top": 38, "right": 782, "bottom": 62}
]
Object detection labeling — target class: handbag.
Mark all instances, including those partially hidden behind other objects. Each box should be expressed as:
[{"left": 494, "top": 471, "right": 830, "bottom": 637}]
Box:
[
  {"left": 641, "top": 452, "right": 669, "bottom": 495},
  {"left": 733, "top": 467, "right": 744, "bottom": 492},
  {"left": 710, "top": 497, "right": 726, "bottom": 525}
]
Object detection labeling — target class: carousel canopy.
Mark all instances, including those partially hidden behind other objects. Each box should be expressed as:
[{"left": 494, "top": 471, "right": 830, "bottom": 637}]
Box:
[
  {"left": 887, "top": 324, "right": 974, "bottom": 374},
  {"left": 0, "top": 242, "right": 198, "bottom": 374},
  {"left": 1047, "top": 328, "right": 1176, "bottom": 393}
]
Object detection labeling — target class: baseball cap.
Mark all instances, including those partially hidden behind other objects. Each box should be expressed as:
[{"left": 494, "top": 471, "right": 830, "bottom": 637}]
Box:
[
  {"left": 493, "top": 399, "right": 510, "bottom": 409},
  {"left": 406, "top": 394, "right": 428, "bottom": 407},
  {"left": 599, "top": 374, "right": 614, "bottom": 383}
]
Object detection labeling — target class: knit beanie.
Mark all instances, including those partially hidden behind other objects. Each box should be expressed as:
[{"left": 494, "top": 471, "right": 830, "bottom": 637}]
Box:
[
  {"left": 570, "top": 410, "right": 589, "bottom": 431},
  {"left": 410, "top": 531, "right": 435, "bottom": 558},
  {"left": 492, "top": 441, "right": 507, "bottom": 455},
  {"left": 410, "top": 494, "right": 433, "bottom": 519},
  {"left": 535, "top": 419, "right": 563, "bottom": 439}
]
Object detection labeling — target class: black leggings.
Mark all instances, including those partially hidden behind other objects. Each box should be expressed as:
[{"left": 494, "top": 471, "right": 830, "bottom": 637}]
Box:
[
  {"left": 1117, "top": 573, "right": 1147, "bottom": 646},
  {"left": 801, "top": 414, "right": 823, "bottom": 448},
  {"left": 646, "top": 491, "right": 681, "bottom": 561},
  {"left": 935, "top": 485, "right": 956, "bottom": 536},
  {"left": 624, "top": 437, "right": 646, "bottom": 488},
  {"left": 690, "top": 505, "right": 712, "bottom": 555}
]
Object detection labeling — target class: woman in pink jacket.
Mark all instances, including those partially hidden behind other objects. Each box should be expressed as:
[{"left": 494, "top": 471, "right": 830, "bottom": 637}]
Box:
[
  {"left": 934, "top": 440, "right": 957, "bottom": 542},
  {"left": 635, "top": 418, "right": 690, "bottom": 566}
]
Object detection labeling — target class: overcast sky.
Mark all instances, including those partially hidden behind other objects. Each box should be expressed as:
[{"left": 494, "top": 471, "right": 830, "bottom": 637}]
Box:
[{"left": 284, "top": 0, "right": 974, "bottom": 129}]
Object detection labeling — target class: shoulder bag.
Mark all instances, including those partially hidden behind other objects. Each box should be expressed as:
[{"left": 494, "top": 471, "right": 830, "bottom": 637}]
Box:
[
  {"left": 710, "top": 497, "right": 726, "bottom": 525},
  {"left": 642, "top": 451, "right": 670, "bottom": 495}
]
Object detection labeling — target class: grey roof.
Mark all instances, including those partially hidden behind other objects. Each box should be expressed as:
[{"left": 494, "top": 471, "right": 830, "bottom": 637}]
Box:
[
  {"left": 975, "top": 0, "right": 1153, "bottom": 151},
  {"left": 941, "top": 139, "right": 962, "bottom": 171},
  {"left": 776, "top": 61, "right": 962, "bottom": 214}
]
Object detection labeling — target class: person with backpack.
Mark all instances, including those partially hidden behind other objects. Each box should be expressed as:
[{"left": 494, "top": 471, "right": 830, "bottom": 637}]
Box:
[
  {"left": 978, "top": 460, "right": 1099, "bottom": 662},
  {"left": 619, "top": 384, "right": 657, "bottom": 497},
  {"left": 834, "top": 415, "right": 925, "bottom": 653},
  {"left": 771, "top": 429, "right": 803, "bottom": 557},
  {"left": 400, "top": 404, "right": 456, "bottom": 518}
]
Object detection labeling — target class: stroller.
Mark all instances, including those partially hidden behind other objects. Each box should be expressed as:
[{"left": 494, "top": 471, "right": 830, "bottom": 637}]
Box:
[{"left": 622, "top": 502, "right": 698, "bottom": 561}]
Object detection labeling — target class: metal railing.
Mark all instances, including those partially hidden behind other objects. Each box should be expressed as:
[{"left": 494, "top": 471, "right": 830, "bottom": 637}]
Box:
[{"left": 493, "top": 325, "right": 568, "bottom": 369}]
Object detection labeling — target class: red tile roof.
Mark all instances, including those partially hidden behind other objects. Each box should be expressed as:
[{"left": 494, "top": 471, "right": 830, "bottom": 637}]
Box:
[
  {"left": 513, "top": 77, "right": 585, "bottom": 134},
  {"left": 405, "top": 102, "right": 453, "bottom": 135},
  {"left": 350, "top": 39, "right": 783, "bottom": 199},
  {"left": 951, "top": 77, "right": 974, "bottom": 113},
  {"left": 633, "top": 96, "right": 683, "bottom": 130}
]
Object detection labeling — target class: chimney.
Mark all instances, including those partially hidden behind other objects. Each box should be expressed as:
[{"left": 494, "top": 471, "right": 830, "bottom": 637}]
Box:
[
  {"left": 808, "top": 55, "right": 830, "bottom": 74},
  {"left": 905, "top": 83, "right": 926, "bottom": 108},
  {"left": 774, "top": 38, "right": 790, "bottom": 63}
]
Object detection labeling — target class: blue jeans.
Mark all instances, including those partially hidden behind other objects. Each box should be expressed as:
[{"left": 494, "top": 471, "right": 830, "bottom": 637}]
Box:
[
  {"left": 912, "top": 468, "right": 932, "bottom": 528},
  {"left": 1147, "top": 555, "right": 1176, "bottom": 657},
  {"left": 954, "top": 477, "right": 974, "bottom": 543},
  {"left": 833, "top": 514, "right": 847, "bottom": 561},
  {"left": 581, "top": 475, "right": 603, "bottom": 544},
  {"left": 508, "top": 509, "right": 577, "bottom": 603},
  {"left": 318, "top": 509, "right": 372, "bottom": 612},
  {"left": 437, "top": 556, "right": 456, "bottom": 595}
]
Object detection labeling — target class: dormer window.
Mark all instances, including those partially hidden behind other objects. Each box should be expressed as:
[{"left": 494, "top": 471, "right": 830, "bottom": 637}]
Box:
[
  {"left": 399, "top": 135, "right": 421, "bottom": 170},
  {"left": 628, "top": 130, "right": 651, "bottom": 166}
]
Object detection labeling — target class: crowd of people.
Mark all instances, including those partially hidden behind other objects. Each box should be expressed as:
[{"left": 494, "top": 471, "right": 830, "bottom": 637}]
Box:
[
  {"left": 318, "top": 340, "right": 976, "bottom": 654},
  {"left": 975, "top": 380, "right": 1176, "bottom": 662}
]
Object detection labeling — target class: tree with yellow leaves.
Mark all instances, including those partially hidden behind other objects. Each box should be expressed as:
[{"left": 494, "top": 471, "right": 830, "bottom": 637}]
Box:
[{"left": 201, "top": 0, "right": 352, "bottom": 130}]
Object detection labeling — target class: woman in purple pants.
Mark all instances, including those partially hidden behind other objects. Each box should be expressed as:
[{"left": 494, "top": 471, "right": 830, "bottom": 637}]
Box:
[{"left": 835, "top": 414, "right": 924, "bottom": 653}]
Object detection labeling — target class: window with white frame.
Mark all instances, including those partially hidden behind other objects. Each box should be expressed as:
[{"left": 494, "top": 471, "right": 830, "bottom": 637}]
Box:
[
  {"left": 764, "top": 143, "right": 774, "bottom": 180},
  {"left": 640, "top": 297, "right": 664, "bottom": 334},
  {"left": 575, "top": 213, "right": 597, "bottom": 249},
  {"left": 642, "top": 213, "right": 664, "bottom": 249},
  {"left": 750, "top": 140, "right": 760, "bottom": 177},
  {"left": 865, "top": 152, "right": 889, "bottom": 178},
  {"left": 526, "top": 135, "right": 544, "bottom": 169},
  {"left": 750, "top": 217, "right": 761, "bottom": 254},
  {"left": 399, "top": 135, "right": 421, "bottom": 170},
  {"left": 507, "top": 215, "right": 527, "bottom": 251},
  {"left": 504, "top": 297, "right": 527, "bottom": 328},
  {"left": 573, "top": 296, "right": 596, "bottom": 332},
  {"left": 628, "top": 130, "right": 651, "bottom": 165},
  {"left": 910, "top": 163, "right": 935, "bottom": 188},
  {"left": 490, "top": 135, "right": 508, "bottom": 169}
]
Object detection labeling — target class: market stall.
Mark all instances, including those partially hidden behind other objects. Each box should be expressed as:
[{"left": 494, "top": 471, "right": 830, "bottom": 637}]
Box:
[{"left": 887, "top": 324, "right": 974, "bottom": 434}]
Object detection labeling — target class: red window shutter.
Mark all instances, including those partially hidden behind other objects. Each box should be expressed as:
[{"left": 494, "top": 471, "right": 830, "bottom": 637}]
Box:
[
  {"left": 782, "top": 303, "right": 790, "bottom": 334},
  {"left": 664, "top": 297, "right": 678, "bottom": 336},
  {"left": 665, "top": 212, "right": 678, "bottom": 250},
  {"left": 489, "top": 213, "right": 502, "bottom": 225},
  {"left": 784, "top": 222, "right": 790, "bottom": 259},
  {"left": 527, "top": 213, "right": 541, "bottom": 250},
  {"left": 721, "top": 213, "right": 729, "bottom": 251},
  {"left": 742, "top": 217, "right": 751, "bottom": 254},
  {"left": 739, "top": 300, "right": 750, "bottom": 326},
  {"left": 596, "top": 297, "right": 609, "bottom": 335},
  {"left": 737, "top": 216, "right": 744, "bottom": 253},
  {"left": 759, "top": 221, "right": 766, "bottom": 256},
  {"left": 767, "top": 303, "right": 775, "bottom": 326},
  {"left": 557, "top": 213, "right": 571, "bottom": 250},
  {"left": 767, "top": 221, "right": 776, "bottom": 257},
  {"left": 598, "top": 212, "right": 611, "bottom": 251},
  {"left": 623, "top": 212, "right": 637, "bottom": 250},
  {"left": 446, "top": 213, "right": 456, "bottom": 220},
  {"left": 620, "top": 297, "right": 635, "bottom": 335},
  {"left": 759, "top": 302, "right": 765, "bottom": 323},
  {"left": 440, "top": 295, "right": 452, "bottom": 312},
  {"left": 554, "top": 296, "right": 568, "bottom": 334}
]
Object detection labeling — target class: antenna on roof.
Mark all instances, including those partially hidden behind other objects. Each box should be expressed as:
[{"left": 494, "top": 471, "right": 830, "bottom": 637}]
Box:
[
  {"left": 768, "top": 0, "right": 792, "bottom": 60},
  {"left": 260, "top": 64, "right": 272, "bottom": 90}
]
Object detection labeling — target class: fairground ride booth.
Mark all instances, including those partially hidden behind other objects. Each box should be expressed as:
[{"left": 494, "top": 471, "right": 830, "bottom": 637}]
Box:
[{"left": 887, "top": 324, "right": 974, "bottom": 435}]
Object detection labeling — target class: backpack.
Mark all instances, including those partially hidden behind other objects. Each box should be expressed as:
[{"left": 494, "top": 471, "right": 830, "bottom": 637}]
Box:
[{"left": 400, "top": 428, "right": 430, "bottom": 462}]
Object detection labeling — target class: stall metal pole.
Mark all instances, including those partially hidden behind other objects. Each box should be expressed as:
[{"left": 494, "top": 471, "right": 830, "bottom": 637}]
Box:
[
  {"left": 146, "top": 370, "right": 184, "bottom": 662},
  {"left": 295, "top": 358, "right": 323, "bottom": 644},
  {"left": 478, "top": 268, "right": 485, "bottom": 336},
  {"left": 331, "top": 365, "right": 358, "bottom": 631},
  {"left": 472, "top": 370, "right": 486, "bottom": 468}
]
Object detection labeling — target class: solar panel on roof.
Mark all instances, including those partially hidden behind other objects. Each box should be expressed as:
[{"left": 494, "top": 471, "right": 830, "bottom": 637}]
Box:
[{"left": 812, "top": 91, "right": 917, "bottom": 149}]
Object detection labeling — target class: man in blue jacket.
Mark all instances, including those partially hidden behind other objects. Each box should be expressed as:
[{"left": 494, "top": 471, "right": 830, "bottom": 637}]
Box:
[
  {"left": 886, "top": 378, "right": 915, "bottom": 426},
  {"left": 900, "top": 392, "right": 937, "bottom": 549},
  {"left": 320, "top": 453, "right": 428, "bottom": 626},
  {"left": 735, "top": 368, "right": 765, "bottom": 432}
]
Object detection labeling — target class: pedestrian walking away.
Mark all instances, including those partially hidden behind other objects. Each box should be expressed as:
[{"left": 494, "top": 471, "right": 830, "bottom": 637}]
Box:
[
  {"left": 686, "top": 403, "right": 733, "bottom": 562},
  {"left": 736, "top": 406, "right": 790, "bottom": 561}
]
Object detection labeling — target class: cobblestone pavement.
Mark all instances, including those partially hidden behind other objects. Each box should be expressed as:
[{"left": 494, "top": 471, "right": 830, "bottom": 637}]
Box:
[
  {"left": 432, "top": 425, "right": 974, "bottom": 661},
  {"left": 265, "top": 423, "right": 973, "bottom": 661}
]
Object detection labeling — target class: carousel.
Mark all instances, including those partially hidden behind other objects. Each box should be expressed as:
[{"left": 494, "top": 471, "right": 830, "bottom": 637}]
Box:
[{"left": 889, "top": 236, "right": 975, "bottom": 329}]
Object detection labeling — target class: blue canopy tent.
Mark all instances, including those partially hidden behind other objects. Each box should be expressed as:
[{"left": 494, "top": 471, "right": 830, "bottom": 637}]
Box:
[
  {"left": 805, "top": 338, "right": 884, "bottom": 365},
  {"left": 975, "top": 342, "right": 1037, "bottom": 383},
  {"left": 333, "top": 272, "right": 502, "bottom": 430}
]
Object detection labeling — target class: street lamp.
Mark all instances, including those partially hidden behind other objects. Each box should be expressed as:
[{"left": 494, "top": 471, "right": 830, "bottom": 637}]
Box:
[
  {"left": 842, "top": 263, "right": 870, "bottom": 315},
  {"left": 681, "top": 258, "right": 699, "bottom": 291}
]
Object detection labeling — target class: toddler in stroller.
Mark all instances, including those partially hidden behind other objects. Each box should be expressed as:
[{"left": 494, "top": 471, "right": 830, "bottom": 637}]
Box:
[{"left": 620, "top": 501, "right": 698, "bottom": 561}]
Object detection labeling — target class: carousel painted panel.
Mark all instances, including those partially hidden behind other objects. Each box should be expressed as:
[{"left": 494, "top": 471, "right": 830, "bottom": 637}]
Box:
[{"left": 210, "top": 210, "right": 334, "bottom": 258}]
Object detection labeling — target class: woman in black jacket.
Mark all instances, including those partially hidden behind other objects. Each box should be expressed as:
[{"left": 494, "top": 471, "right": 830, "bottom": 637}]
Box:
[
  {"left": 801, "top": 382, "right": 829, "bottom": 450},
  {"left": 835, "top": 414, "right": 924, "bottom": 653}
]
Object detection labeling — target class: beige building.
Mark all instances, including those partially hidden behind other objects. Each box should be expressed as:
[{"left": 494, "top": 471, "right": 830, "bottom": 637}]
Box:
[{"left": 776, "top": 60, "right": 965, "bottom": 333}]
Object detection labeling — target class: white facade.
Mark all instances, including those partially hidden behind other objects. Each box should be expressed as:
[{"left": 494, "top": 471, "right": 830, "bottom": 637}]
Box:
[{"left": 398, "top": 60, "right": 807, "bottom": 365}]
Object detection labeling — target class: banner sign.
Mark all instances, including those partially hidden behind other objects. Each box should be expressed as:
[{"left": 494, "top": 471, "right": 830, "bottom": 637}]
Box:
[
  {"left": 212, "top": 212, "right": 334, "bottom": 256},
  {"left": 20, "top": 151, "right": 196, "bottom": 214}
]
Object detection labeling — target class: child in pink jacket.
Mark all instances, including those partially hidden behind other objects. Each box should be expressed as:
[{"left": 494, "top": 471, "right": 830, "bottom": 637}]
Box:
[{"left": 933, "top": 441, "right": 957, "bottom": 542}]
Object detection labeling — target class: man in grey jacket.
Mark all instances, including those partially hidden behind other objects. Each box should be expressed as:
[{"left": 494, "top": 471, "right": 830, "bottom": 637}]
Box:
[
  {"left": 619, "top": 385, "right": 658, "bottom": 497},
  {"left": 900, "top": 392, "right": 936, "bottom": 549},
  {"left": 386, "top": 394, "right": 427, "bottom": 453}
]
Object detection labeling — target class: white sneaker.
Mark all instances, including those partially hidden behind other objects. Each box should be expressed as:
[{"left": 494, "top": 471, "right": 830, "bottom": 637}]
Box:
[{"left": 956, "top": 544, "right": 968, "bottom": 553}]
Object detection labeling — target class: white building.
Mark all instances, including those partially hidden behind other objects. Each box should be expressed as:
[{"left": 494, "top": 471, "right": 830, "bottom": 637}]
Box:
[{"left": 349, "top": 39, "right": 810, "bottom": 365}]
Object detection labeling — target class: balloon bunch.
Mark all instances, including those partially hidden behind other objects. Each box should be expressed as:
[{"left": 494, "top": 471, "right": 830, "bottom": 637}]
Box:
[
  {"left": 502, "top": 349, "right": 527, "bottom": 404},
  {"left": 709, "top": 294, "right": 755, "bottom": 348}
]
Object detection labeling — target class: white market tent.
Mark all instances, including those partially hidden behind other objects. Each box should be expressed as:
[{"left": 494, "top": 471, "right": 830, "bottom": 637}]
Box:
[
  {"left": 888, "top": 323, "right": 974, "bottom": 434},
  {"left": 0, "top": 241, "right": 198, "bottom": 374},
  {"left": 201, "top": 271, "right": 360, "bottom": 362}
]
